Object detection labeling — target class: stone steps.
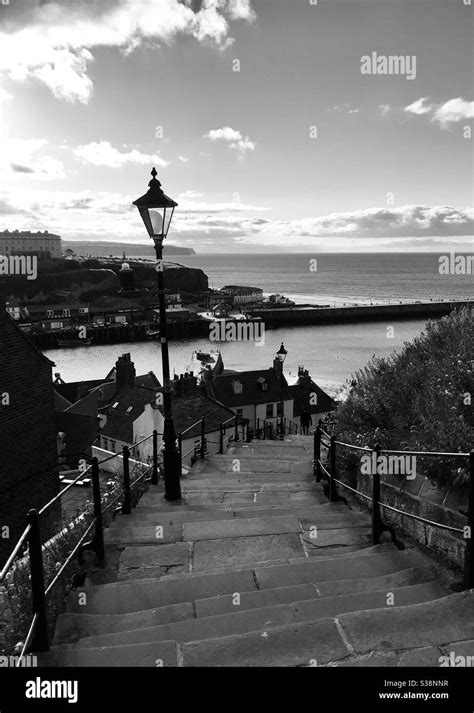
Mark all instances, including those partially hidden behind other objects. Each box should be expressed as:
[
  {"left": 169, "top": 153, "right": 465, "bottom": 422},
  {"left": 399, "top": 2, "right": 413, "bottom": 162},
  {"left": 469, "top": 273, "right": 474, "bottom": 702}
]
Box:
[
  {"left": 59, "top": 582, "right": 446, "bottom": 651},
  {"left": 45, "top": 438, "right": 470, "bottom": 667}
]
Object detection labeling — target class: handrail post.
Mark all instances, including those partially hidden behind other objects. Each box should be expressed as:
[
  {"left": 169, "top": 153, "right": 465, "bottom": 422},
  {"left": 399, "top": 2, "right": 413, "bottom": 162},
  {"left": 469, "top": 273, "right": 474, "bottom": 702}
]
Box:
[
  {"left": 371, "top": 444, "right": 382, "bottom": 544},
  {"left": 314, "top": 425, "right": 321, "bottom": 482},
  {"left": 152, "top": 429, "right": 158, "bottom": 485},
  {"left": 200, "top": 418, "right": 206, "bottom": 459},
  {"left": 219, "top": 423, "right": 224, "bottom": 453},
  {"left": 122, "top": 445, "right": 131, "bottom": 515},
  {"left": 177, "top": 432, "right": 182, "bottom": 471},
  {"left": 27, "top": 509, "right": 49, "bottom": 652},
  {"left": 256, "top": 417, "right": 260, "bottom": 439},
  {"left": 463, "top": 450, "right": 474, "bottom": 589},
  {"left": 329, "top": 435, "right": 337, "bottom": 501},
  {"left": 91, "top": 457, "right": 105, "bottom": 563},
  {"left": 269, "top": 422, "right": 273, "bottom": 440}
]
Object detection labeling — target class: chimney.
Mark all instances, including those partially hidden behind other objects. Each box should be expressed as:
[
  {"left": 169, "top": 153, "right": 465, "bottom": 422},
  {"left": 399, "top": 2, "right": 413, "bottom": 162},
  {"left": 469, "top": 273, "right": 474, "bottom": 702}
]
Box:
[
  {"left": 181, "top": 373, "right": 197, "bottom": 396},
  {"left": 115, "top": 353, "right": 136, "bottom": 388}
]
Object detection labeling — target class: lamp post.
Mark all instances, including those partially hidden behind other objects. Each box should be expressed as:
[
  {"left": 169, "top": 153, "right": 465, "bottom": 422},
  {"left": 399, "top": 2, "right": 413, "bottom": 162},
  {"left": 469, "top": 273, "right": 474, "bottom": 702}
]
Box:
[
  {"left": 275, "top": 342, "right": 287, "bottom": 440},
  {"left": 133, "top": 168, "right": 181, "bottom": 501}
]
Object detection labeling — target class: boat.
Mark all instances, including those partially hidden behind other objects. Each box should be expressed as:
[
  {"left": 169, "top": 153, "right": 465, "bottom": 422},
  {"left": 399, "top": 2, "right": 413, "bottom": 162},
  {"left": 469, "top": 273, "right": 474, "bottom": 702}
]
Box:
[{"left": 145, "top": 328, "right": 161, "bottom": 339}]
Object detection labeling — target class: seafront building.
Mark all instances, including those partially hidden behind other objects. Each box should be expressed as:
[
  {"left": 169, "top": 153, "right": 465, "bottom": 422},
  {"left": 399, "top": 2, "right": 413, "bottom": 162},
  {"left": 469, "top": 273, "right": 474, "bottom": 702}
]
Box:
[{"left": 0, "top": 230, "right": 62, "bottom": 259}]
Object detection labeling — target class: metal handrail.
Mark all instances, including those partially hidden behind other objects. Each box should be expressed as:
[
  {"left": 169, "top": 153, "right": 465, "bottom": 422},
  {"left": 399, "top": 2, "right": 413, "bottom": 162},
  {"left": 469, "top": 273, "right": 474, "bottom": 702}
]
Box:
[
  {"left": 16, "top": 613, "right": 38, "bottom": 666},
  {"left": 335, "top": 439, "right": 469, "bottom": 458},
  {"left": 0, "top": 524, "right": 31, "bottom": 583},
  {"left": 45, "top": 518, "right": 97, "bottom": 596},
  {"left": 181, "top": 418, "right": 203, "bottom": 437}
]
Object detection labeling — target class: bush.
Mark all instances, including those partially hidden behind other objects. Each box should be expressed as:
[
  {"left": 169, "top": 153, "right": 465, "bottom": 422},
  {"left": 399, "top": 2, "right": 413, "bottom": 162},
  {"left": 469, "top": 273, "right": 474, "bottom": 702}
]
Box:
[{"left": 334, "top": 307, "right": 473, "bottom": 488}]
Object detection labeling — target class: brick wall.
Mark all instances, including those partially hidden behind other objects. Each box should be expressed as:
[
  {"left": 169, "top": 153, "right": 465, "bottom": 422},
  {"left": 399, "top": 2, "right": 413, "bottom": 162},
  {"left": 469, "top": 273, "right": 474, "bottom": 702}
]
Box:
[{"left": 0, "top": 288, "right": 61, "bottom": 566}]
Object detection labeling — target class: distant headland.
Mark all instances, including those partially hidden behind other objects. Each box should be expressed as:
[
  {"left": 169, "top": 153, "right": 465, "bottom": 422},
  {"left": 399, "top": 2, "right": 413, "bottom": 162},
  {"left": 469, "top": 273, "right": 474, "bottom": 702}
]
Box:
[{"left": 62, "top": 241, "right": 196, "bottom": 257}]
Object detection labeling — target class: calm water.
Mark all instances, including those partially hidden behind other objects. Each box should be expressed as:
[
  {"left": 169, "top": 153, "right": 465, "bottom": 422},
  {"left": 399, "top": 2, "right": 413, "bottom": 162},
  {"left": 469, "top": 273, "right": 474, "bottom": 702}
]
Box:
[{"left": 44, "top": 252, "right": 470, "bottom": 397}]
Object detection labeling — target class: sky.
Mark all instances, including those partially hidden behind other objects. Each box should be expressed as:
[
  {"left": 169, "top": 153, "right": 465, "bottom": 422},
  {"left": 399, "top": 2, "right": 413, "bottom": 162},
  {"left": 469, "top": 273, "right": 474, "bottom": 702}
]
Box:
[{"left": 0, "top": 0, "right": 472, "bottom": 253}]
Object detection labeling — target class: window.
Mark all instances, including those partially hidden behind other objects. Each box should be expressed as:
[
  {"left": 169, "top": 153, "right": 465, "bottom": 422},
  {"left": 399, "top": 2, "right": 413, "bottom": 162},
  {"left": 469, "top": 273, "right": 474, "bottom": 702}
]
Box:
[
  {"left": 236, "top": 408, "right": 243, "bottom": 417},
  {"left": 266, "top": 403, "right": 274, "bottom": 419},
  {"left": 232, "top": 380, "right": 243, "bottom": 394},
  {"left": 277, "top": 402, "right": 283, "bottom": 416},
  {"left": 103, "top": 438, "right": 108, "bottom": 449},
  {"left": 261, "top": 382, "right": 269, "bottom": 392},
  {"left": 126, "top": 406, "right": 133, "bottom": 414},
  {"left": 110, "top": 441, "right": 116, "bottom": 452},
  {"left": 112, "top": 402, "right": 119, "bottom": 409}
]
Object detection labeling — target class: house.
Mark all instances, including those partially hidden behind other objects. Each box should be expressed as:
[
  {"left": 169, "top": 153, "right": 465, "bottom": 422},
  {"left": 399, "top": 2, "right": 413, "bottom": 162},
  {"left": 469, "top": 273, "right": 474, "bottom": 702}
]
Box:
[
  {"left": 221, "top": 285, "right": 264, "bottom": 306},
  {"left": 202, "top": 354, "right": 293, "bottom": 433},
  {"left": 288, "top": 366, "right": 338, "bottom": 426},
  {"left": 0, "top": 281, "right": 61, "bottom": 565}
]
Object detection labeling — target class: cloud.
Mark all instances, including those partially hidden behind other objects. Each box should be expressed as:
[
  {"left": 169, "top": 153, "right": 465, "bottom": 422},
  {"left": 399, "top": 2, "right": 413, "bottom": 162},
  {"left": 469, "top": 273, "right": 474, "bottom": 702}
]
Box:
[
  {"left": 178, "top": 190, "right": 204, "bottom": 200},
  {"left": 405, "top": 97, "right": 433, "bottom": 115},
  {"left": 378, "top": 104, "right": 391, "bottom": 117},
  {"left": 0, "top": 0, "right": 256, "bottom": 103},
  {"left": 330, "top": 104, "right": 360, "bottom": 115},
  {"left": 178, "top": 155, "right": 189, "bottom": 163},
  {"left": 74, "top": 140, "right": 168, "bottom": 167},
  {"left": 404, "top": 96, "right": 474, "bottom": 128},
  {"left": 0, "top": 138, "right": 66, "bottom": 179},
  {"left": 204, "top": 125, "right": 255, "bottom": 157},
  {"left": 432, "top": 98, "right": 474, "bottom": 127}
]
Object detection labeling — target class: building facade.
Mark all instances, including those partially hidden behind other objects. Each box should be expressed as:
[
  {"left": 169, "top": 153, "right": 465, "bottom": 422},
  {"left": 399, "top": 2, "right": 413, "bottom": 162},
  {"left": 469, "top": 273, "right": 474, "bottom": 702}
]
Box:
[
  {"left": 0, "top": 282, "right": 61, "bottom": 565},
  {"left": 0, "top": 230, "right": 62, "bottom": 259}
]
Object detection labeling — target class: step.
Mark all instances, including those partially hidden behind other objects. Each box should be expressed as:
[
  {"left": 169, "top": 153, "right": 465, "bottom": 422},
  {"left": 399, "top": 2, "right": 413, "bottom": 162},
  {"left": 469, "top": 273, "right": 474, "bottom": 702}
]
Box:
[
  {"left": 66, "top": 603, "right": 298, "bottom": 650},
  {"left": 254, "top": 549, "right": 427, "bottom": 589},
  {"left": 182, "top": 617, "right": 348, "bottom": 667},
  {"left": 38, "top": 641, "right": 178, "bottom": 667},
  {"left": 194, "top": 568, "right": 436, "bottom": 617},
  {"left": 66, "top": 570, "right": 258, "bottom": 615},
  {"left": 53, "top": 602, "right": 194, "bottom": 645},
  {"left": 108, "top": 509, "right": 366, "bottom": 533},
  {"left": 129, "top": 502, "right": 348, "bottom": 522},
  {"left": 338, "top": 590, "right": 474, "bottom": 654}
]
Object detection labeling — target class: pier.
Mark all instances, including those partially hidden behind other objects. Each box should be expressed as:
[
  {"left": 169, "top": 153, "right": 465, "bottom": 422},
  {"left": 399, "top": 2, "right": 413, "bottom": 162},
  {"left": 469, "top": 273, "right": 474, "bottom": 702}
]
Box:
[{"left": 251, "top": 299, "right": 472, "bottom": 327}]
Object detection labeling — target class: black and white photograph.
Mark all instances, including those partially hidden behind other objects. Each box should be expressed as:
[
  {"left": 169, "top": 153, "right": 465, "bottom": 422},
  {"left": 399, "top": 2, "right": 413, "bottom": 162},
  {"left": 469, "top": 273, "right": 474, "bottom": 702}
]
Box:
[{"left": 0, "top": 0, "right": 473, "bottom": 705}]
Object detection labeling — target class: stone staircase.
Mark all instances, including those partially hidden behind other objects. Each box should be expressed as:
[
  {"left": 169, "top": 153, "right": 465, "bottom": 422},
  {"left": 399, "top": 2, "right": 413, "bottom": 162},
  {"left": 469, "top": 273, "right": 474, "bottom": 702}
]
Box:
[{"left": 40, "top": 436, "right": 474, "bottom": 667}]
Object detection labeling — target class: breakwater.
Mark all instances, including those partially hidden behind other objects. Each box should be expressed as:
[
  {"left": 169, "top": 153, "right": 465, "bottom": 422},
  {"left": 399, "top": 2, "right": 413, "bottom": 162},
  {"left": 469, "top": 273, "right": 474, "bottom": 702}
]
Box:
[{"left": 251, "top": 300, "right": 472, "bottom": 327}]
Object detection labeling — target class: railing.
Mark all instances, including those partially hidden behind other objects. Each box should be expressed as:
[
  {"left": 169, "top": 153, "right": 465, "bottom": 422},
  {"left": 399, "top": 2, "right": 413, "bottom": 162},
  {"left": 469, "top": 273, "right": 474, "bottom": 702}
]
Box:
[
  {"left": 0, "top": 430, "right": 161, "bottom": 660},
  {"left": 313, "top": 421, "right": 474, "bottom": 590}
]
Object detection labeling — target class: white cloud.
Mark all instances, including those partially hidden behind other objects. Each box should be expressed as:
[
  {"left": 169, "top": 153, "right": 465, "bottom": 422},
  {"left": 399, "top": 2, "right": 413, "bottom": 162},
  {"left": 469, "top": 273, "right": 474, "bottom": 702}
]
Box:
[
  {"left": 404, "top": 96, "right": 474, "bottom": 128},
  {"left": 378, "top": 104, "right": 391, "bottom": 117},
  {"left": 405, "top": 97, "right": 433, "bottom": 116},
  {"left": 74, "top": 140, "right": 168, "bottom": 167},
  {"left": 0, "top": 0, "right": 256, "bottom": 103},
  {"left": 178, "top": 155, "right": 189, "bottom": 163},
  {"left": 204, "top": 125, "right": 255, "bottom": 157},
  {"left": 432, "top": 98, "right": 474, "bottom": 127},
  {"left": 178, "top": 190, "right": 204, "bottom": 200}
]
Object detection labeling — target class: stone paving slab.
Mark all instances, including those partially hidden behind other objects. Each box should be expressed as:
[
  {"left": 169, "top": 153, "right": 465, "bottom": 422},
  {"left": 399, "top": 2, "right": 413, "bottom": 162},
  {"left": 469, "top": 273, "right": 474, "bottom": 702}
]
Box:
[
  {"left": 183, "top": 515, "right": 302, "bottom": 541},
  {"left": 53, "top": 603, "right": 194, "bottom": 645},
  {"left": 182, "top": 618, "right": 348, "bottom": 667},
  {"left": 338, "top": 591, "right": 474, "bottom": 654},
  {"left": 301, "top": 526, "right": 371, "bottom": 550},
  {"left": 194, "top": 583, "right": 319, "bottom": 618},
  {"left": 193, "top": 533, "right": 306, "bottom": 572},
  {"left": 39, "top": 641, "right": 178, "bottom": 667},
  {"left": 117, "top": 542, "right": 190, "bottom": 580}
]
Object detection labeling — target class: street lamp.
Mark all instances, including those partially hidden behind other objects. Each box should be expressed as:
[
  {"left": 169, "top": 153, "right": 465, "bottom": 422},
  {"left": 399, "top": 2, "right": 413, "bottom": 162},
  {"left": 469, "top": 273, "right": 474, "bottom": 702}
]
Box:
[
  {"left": 133, "top": 168, "right": 181, "bottom": 500},
  {"left": 275, "top": 342, "right": 288, "bottom": 440}
]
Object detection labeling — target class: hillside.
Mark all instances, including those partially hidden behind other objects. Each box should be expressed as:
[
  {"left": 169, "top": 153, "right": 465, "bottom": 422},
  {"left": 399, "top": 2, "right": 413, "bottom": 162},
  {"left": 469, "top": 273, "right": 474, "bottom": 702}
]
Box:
[{"left": 63, "top": 241, "right": 196, "bottom": 257}]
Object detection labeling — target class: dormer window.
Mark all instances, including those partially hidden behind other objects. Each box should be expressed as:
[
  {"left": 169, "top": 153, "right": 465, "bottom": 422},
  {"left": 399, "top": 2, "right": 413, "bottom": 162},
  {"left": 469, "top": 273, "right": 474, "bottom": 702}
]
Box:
[
  {"left": 112, "top": 402, "right": 119, "bottom": 409},
  {"left": 126, "top": 406, "right": 133, "bottom": 414},
  {"left": 257, "top": 377, "right": 268, "bottom": 392},
  {"left": 232, "top": 380, "right": 243, "bottom": 394}
]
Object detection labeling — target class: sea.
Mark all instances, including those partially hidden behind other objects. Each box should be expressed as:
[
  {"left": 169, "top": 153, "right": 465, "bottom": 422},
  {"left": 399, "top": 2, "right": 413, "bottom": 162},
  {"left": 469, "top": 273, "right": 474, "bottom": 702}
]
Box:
[{"left": 44, "top": 253, "right": 473, "bottom": 398}]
